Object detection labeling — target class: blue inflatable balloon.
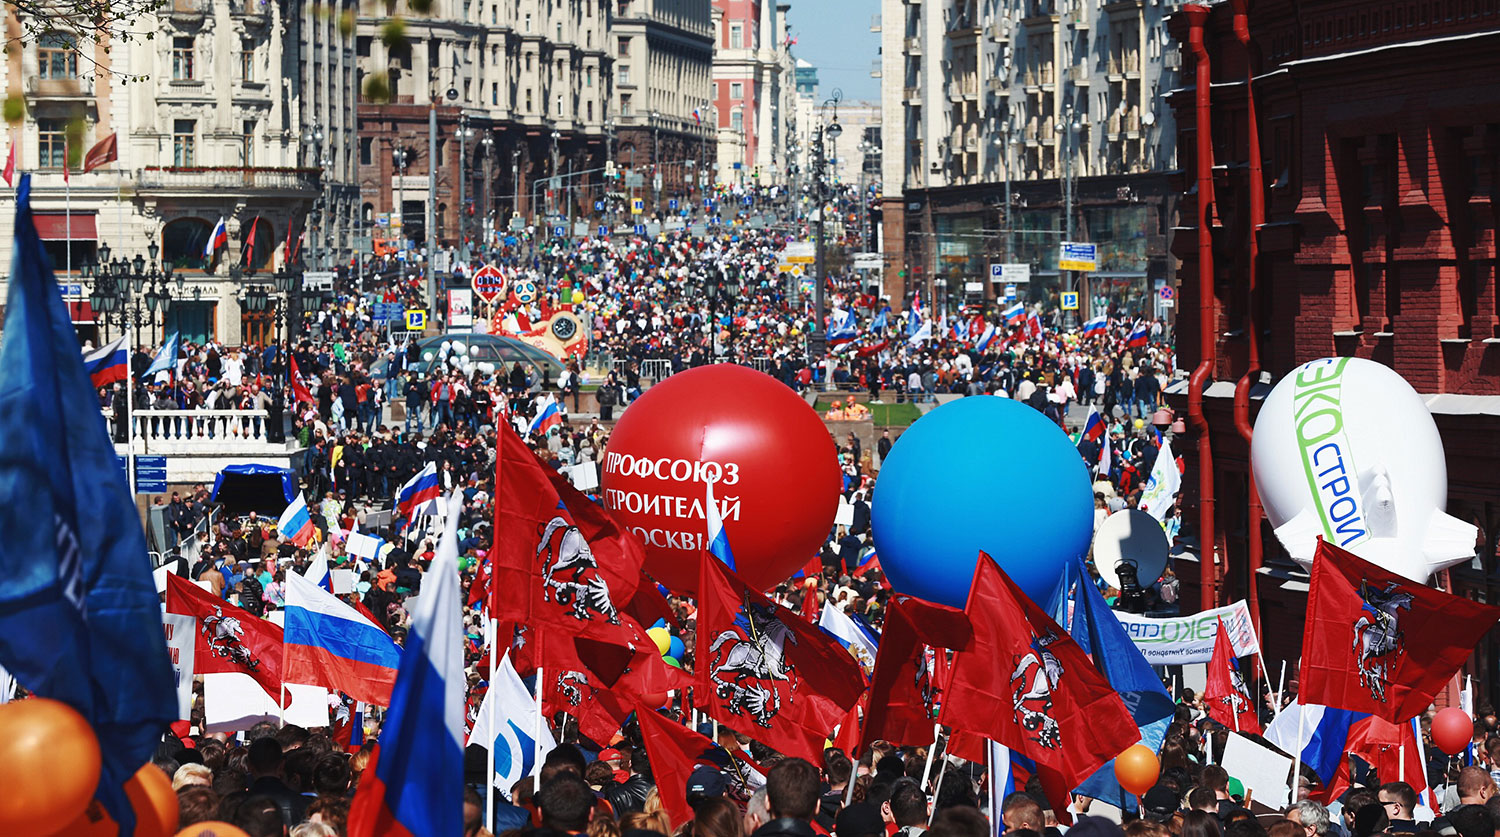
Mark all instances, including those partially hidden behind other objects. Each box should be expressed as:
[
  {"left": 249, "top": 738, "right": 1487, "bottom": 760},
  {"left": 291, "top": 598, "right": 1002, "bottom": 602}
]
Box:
[
  {"left": 667, "top": 635, "right": 686, "bottom": 660},
  {"left": 872, "top": 396, "right": 1094, "bottom": 607}
]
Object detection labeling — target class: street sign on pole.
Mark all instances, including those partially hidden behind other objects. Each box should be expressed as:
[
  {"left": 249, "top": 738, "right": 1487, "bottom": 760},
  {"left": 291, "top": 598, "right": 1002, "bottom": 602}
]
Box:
[
  {"left": 631, "top": 198, "right": 645, "bottom": 215},
  {"left": 1061, "top": 292, "right": 1080, "bottom": 310},
  {"left": 134, "top": 455, "right": 167, "bottom": 495},
  {"left": 405, "top": 309, "right": 428, "bottom": 331},
  {"left": 1059, "top": 242, "right": 1098, "bottom": 272},
  {"left": 303, "top": 271, "right": 336, "bottom": 292},
  {"left": 992, "top": 263, "right": 1031, "bottom": 283},
  {"left": 471, "top": 264, "right": 506, "bottom": 301}
]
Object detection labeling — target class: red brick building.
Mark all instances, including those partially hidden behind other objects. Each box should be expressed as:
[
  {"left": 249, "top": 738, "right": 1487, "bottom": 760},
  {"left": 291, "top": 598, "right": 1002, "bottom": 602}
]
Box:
[{"left": 1164, "top": 0, "right": 1500, "bottom": 698}]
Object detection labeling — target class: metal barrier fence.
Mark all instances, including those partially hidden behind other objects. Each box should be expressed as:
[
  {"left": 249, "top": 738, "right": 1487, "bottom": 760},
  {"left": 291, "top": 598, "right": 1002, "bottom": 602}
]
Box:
[{"left": 609, "top": 357, "right": 773, "bottom": 383}]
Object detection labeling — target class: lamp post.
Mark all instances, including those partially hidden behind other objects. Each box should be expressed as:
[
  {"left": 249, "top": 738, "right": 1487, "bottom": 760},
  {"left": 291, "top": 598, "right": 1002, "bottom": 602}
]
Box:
[
  {"left": 479, "top": 132, "right": 495, "bottom": 252},
  {"left": 549, "top": 129, "right": 561, "bottom": 220},
  {"left": 810, "top": 98, "right": 842, "bottom": 366},
  {"left": 456, "top": 113, "right": 475, "bottom": 263},
  {"left": 86, "top": 239, "right": 180, "bottom": 348},
  {"left": 650, "top": 110, "right": 661, "bottom": 215}
]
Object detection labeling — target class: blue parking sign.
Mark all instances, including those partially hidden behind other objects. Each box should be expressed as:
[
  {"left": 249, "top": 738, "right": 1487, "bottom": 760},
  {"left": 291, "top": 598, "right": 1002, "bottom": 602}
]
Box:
[
  {"left": 598, "top": 226, "right": 609, "bottom": 237},
  {"left": 634, "top": 224, "right": 647, "bottom": 236},
  {"left": 593, "top": 200, "right": 605, "bottom": 212},
  {"left": 553, "top": 225, "right": 566, "bottom": 238},
  {"left": 668, "top": 199, "right": 679, "bottom": 210}
]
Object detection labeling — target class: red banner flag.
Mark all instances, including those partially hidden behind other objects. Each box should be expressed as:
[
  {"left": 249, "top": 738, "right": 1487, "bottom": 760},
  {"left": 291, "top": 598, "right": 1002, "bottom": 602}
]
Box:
[
  {"left": 1302, "top": 538, "right": 1500, "bottom": 722},
  {"left": 694, "top": 551, "right": 864, "bottom": 762},
  {"left": 860, "top": 594, "right": 970, "bottom": 750},
  {"left": 165, "top": 574, "right": 283, "bottom": 701},
  {"left": 1205, "top": 618, "right": 1262, "bottom": 734},
  {"left": 82, "top": 133, "right": 118, "bottom": 173},
  {"left": 491, "top": 423, "right": 644, "bottom": 644},
  {"left": 635, "top": 705, "right": 721, "bottom": 830},
  {"left": 938, "top": 552, "right": 1137, "bottom": 790},
  {"left": 541, "top": 621, "right": 690, "bottom": 745},
  {"left": 289, "top": 356, "right": 315, "bottom": 404}
]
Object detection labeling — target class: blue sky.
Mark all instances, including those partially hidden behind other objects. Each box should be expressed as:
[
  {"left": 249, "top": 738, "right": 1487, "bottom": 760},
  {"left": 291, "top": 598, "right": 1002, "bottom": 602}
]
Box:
[{"left": 788, "top": 0, "right": 882, "bottom": 102}]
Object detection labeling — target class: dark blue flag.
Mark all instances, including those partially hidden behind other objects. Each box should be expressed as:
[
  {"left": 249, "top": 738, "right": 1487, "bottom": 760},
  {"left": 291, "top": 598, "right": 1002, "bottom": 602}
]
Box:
[
  {"left": 0, "top": 175, "right": 176, "bottom": 833},
  {"left": 1048, "top": 559, "right": 1175, "bottom": 810}
]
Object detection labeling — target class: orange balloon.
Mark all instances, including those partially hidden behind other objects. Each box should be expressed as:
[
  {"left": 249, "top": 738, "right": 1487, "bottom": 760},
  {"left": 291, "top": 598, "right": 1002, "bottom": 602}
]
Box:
[
  {"left": 55, "top": 764, "right": 180, "bottom": 837},
  {"left": 174, "top": 822, "right": 252, "bottom": 837},
  {"left": 1113, "top": 743, "right": 1161, "bottom": 797},
  {"left": 0, "top": 698, "right": 102, "bottom": 835}
]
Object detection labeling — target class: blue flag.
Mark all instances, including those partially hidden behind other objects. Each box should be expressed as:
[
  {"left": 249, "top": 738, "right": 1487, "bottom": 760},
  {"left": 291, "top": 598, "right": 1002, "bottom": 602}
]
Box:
[
  {"left": 1048, "top": 559, "right": 1175, "bottom": 811},
  {"left": 144, "top": 330, "right": 180, "bottom": 377},
  {"left": 0, "top": 175, "right": 177, "bottom": 834}
]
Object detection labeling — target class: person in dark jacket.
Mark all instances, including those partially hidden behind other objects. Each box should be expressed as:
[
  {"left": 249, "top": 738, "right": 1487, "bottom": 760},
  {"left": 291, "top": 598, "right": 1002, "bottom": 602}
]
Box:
[{"left": 750, "top": 758, "right": 821, "bottom": 837}]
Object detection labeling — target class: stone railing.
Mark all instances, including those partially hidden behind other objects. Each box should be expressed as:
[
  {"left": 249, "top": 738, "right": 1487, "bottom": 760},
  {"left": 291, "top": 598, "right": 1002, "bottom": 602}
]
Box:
[{"left": 126, "top": 409, "right": 284, "bottom": 455}]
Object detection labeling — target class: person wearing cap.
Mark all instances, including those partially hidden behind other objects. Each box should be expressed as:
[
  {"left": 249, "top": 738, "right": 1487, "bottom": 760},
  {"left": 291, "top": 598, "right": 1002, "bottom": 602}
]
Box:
[
  {"left": 1141, "top": 785, "right": 1182, "bottom": 827},
  {"left": 687, "top": 764, "right": 729, "bottom": 811}
]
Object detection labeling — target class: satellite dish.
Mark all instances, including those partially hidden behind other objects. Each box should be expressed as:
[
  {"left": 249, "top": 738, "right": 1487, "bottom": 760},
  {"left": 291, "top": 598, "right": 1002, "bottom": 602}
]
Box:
[
  {"left": 1141, "top": 111, "right": 1156, "bottom": 126},
  {"left": 1092, "top": 509, "right": 1169, "bottom": 590}
]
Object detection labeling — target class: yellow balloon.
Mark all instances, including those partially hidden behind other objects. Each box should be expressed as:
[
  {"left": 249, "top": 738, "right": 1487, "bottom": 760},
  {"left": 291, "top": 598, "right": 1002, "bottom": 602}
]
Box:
[{"left": 646, "top": 627, "right": 671, "bottom": 656}]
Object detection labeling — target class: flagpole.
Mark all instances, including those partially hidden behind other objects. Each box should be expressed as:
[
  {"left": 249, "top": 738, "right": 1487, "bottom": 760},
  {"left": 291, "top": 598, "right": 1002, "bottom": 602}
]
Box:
[
  {"left": 534, "top": 664, "right": 545, "bottom": 778},
  {"left": 485, "top": 618, "right": 497, "bottom": 834},
  {"left": 1277, "top": 660, "right": 1287, "bottom": 715},
  {"left": 987, "top": 743, "right": 1000, "bottom": 837},
  {"left": 1257, "top": 651, "right": 1278, "bottom": 720},
  {"left": 920, "top": 723, "right": 941, "bottom": 791},
  {"left": 928, "top": 754, "right": 947, "bottom": 826},
  {"left": 1290, "top": 663, "right": 1305, "bottom": 804}
]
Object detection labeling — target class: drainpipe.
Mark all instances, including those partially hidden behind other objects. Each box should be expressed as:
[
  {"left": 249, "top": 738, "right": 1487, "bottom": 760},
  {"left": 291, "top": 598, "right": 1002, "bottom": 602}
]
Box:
[
  {"left": 1183, "top": 4, "right": 1218, "bottom": 613},
  {"left": 1230, "top": 0, "right": 1265, "bottom": 644}
]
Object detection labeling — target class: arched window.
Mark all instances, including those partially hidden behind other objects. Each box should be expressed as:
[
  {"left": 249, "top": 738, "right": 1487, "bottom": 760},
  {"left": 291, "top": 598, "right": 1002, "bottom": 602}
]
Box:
[
  {"left": 362, "top": 202, "right": 375, "bottom": 223},
  {"left": 162, "top": 217, "right": 213, "bottom": 272},
  {"left": 239, "top": 216, "right": 275, "bottom": 271}
]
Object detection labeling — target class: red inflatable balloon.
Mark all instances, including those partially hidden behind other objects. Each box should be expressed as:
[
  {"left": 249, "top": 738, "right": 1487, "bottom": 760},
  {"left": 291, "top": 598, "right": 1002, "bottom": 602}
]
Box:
[
  {"left": 1114, "top": 744, "right": 1161, "bottom": 797},
  {"left": 1432, "top": 706, "right": 1473, "bottom": 756},
  {"left": 601, "top": 365, "right": 841, "bottom": 593}
]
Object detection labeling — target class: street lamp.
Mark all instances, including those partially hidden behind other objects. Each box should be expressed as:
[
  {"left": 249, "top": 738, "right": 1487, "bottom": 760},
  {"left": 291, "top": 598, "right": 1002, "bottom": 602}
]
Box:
[
  {"left": 87, "top": 238, "right": 178, "bottom": 347},
  {"left": 810, "top": 91, "right": 843, "bottom": 366}
]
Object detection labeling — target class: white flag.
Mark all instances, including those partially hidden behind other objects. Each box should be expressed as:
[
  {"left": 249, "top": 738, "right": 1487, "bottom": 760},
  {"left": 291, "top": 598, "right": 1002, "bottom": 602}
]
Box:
[
  {"left": 468, "top": 652, "right": 555, "bottom": 795},
  {"left": 1138, "top": 437, "right": 1181, "bottom": 522}
]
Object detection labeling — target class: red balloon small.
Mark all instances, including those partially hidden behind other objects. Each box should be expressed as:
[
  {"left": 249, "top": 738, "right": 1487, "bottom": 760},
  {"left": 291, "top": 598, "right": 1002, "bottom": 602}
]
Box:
[
  {"left": 1431, "top": 706, "right": 1472, "bottom": 756},
  {"left": 601, "top": 366, "right": 841, "bottom": 593}
]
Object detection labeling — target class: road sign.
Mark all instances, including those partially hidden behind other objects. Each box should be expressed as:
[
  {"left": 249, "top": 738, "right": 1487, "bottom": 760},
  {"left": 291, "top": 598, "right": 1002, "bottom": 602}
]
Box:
[
  {"left": 447, "top": 289, "right": 473, "bottom": 329},
  {"left": 1061, "top": 291, "right": 1080, "bottom": 310},
  {"left": 372, "top": 302, "right": 403, "bottom": 323},
  {"left": 852, "top": 252, "right": 882, "bottom": 270},
  {"left": 633, "top": 224, "right": 647, "bottom": 236},
  {"left": 991, "top": 263, "right": 1031, "bottom": 283},
  {"left": 1159, "top": 286, "right": 1175, "bottom": 300},
  {"left": 598, "top": 226, "right": 610, "bottom": 238},
  {"left": 964, "top": 281, "right": 983, "bottom": 293},
  {"left": 782, "top": 241, "right": 815, "bottom": 265},
  {"left": 1059, "top": 242, "right": 1098, "bottom": 272},
  {"left": 1004, "top": 284, "right": 1017, "bottom": 300},
  {"left": 553, "top": 225, "right": 567, "bottom": 238},
  {"left": 631, "top": 198, "right": 645, "bottom": 215},
  {"left": 405, "top": 309, "right": 428, "bottom": 331},
  {"left": 668, "top": 198, "right": 679, "bottom": 210},
  {"left": 594, "top": 200, "right": 605, "bottom": 212},
  {"left": 471, "top": 264, "right": 506, "bottom": 301},
  {"left": 134, "top": 455, "right": 167, "bottom": 495},
  {"left": 303, "top": 271, "right": 336, "bottom": 292}
]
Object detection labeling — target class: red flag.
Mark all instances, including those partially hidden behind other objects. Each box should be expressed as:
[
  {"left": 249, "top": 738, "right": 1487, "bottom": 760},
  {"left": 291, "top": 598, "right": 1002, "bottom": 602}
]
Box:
[
  {"left": 623, "top": 582, "right": 678, "bottom": 631},
  {"left": 799, "top": 579, "right": 821, "bottom": 624},
  {"left": 490, "top": 423, "right": 644, "bottom": 643},
  {"left": 1311, "top": 715, "right": 1429, "bottom": 805},
  {"left": 542, "top": 622, "right": 690, "bottom": 745},
  {"left": 693, "top": 550, "right": 864, "bottom": 762},
  {"left": 2, "top": 144, "right": 14, "bottom": 186},
  {"left": 1205, "top": 618, "right": 1262, "bottom": 734},
  {"left": 244, "top": 216, "right": 262, "bottom": 267},
  {"left": 467, "top": 552, "right": 493, "bottom": 616},
  {"left": 636, "top": 705, "right": 721, "bottom": 830},
  {"left": 861, "top": 594, "right": 971, "bottom": 750},
  {"left": 1301, "top": 538, "right": 1500, "bottom": 723},
  {"left": 833, "top": 696, "right": 865, "bottom": 756},
  {"left": 165, "top": 574, "right": 283, "bottom": 701},
  {"left": 82, "top": 133, "right": 118, "bottom": 172},
  {"left": 938, "top": 552, "right": 1137, "bottom": 790},
  {"left": 289, "top": 356, "right": 315, "bottom": 404}
]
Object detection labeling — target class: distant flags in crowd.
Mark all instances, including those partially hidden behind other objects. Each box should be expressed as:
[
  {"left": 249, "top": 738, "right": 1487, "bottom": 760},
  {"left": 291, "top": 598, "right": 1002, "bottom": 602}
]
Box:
[
  {"left": 1082, "top": 314, "right": 1108, "bottom": 338},
  {"left": 975, "top": 320, "right": 997, "bottom": 351},
  {"left": 1126, "top": 320, "right": 1150, "bottom": 348},
  {"left": 704, "top": 478, "right": 736, "bottom": 571},
  {"left": 164, "top": 574, "right": 284, "bottom": 701},
  {"left": 283, "top": 570, "right": 401, "bottom": 706},
  {"left": 277, "top": 491, "right": 316, "bottom": 548},
  {"left": 303, "top": 544, "right": 334, "bottom": 592},
  {"left": 144, "top": 330, "right": 181, "bottom": 378},
  {"left": 818, "top": 601, "right": 879, "bottom": 677},
  {"left": 468, "top": 651, "right": 555, "bottom": 794},
  {"left": 1080, "top": 407, "right": 1106, "bottom": 444},
  {"left": 1002, "top": 302, "right": 1026, "bottom": 325},
  {"left": 828, "top": 307, "right": 858, "bottom": 345},
  {"left": 205, "top": 216, "right": 229, "bottom": 261},
  {"left": 83, "top": 335, "right": 129, "bottom": 389},
  {"left": 529, "top": 398, "right": 562, "bottom": 435}
]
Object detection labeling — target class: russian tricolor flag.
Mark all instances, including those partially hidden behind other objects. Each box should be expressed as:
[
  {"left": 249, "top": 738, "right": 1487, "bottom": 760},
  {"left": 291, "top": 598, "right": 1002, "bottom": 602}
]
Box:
[
  {"left": 1127, "top": 321, "right": 1149, "bottom": 348},
  {"left": 284, "top": 571, "right": 401, "bottom": 706},
  {"left": 528, "top": 399, "right": 562, "bottom": 435},
  {"left": 397, "top": 462, "right": 442, "bottom": 519},
  {"left": 303, "top": 545, "right": 334, "bottom": 592},
  {"left": 1002, "top": 302, "right": 1025, "bottom": 325},
  {"left": 277, "top": 491, "right": 316, "bottom": 548},
  {"left": 975, "top": 322, "right": 997, "bottom": 351},
  {"left": 1081, "top": 315, "right": 1107, "bottom": 338},
  {"left": 83, "top": 335, "right": 129, "bottom": 389},
  {"left": 204, "top": 216, "right": 228, "bottom": 261},
  {"left": 705, "top": 479, "right": 736, "bottom": 571},
  {"left": 1080, "top": 407, "right": 1106, "bottom": 443},
  {"left": 348, "top": 492, "right": 465, "bottom": 837}
]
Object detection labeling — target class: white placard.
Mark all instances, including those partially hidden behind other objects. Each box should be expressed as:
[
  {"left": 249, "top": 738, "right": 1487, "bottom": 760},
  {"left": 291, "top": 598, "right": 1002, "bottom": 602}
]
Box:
[
  {"left": 1113, "top": 600, "right": 1260, "bottom": 665},
  {"left": 204, "top": 674, "right": 329, "bottom": 732},
  {"left": 330, "top": 568, "right": 356, "bottom": 595},
  {"left": 163, "top": 613, "right": 197, "bottom": 720},
  {"left": 568, "top": 462, "right": 599, "bottom": 491},
  {"left": 1222, "top": 732, "right": 1292, "bottom": 810},
  {"left": 267, "top": 610, "right": 285, "bottom": 628},
  {"left": 835, "top": 501, "right": 855, "bottom": 528},
  {"left": 154, "top": 565, "right": 173, "bottom": 594}
]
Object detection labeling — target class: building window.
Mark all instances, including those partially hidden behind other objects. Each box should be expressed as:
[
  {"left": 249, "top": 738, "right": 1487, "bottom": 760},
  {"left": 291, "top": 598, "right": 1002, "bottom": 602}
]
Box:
[
  {"left": 38, "top": 119, "right": 66, "bottom": 169},
  {"left": 730, "top": 82, "right": 743, "bottom": 99},
  {"left": 525, "top": 88, "right": 533, "bottom": 111},
  {"left": 38, "top": 34, "right": 78, "bottom": 80},
  {"left": 172, "top": 36, "right": 195, "bottom": 81},
  {"left": 524, "top": 12, "right": 531, "bottom": 32},
  {"left": 621, "top": 93, "right": 632, "bottom": 116},
  {"left": 729, "top": 23, "right": 743, "bottom": 49},
  {"left": 492, "top": 82, "right": 499, "bottom": 105},
  {"left": 359, "top": 136, "right": 373, "bottom": 165},
  {"left": 618, "top": 37, "right": 630, "bottom": 57},
  {"left": 173, "top": 119, "right": 196, "bottom": 167},
  {"left": 618, "top": 65, "right": 630, "bottom": 85},
  {"left": 586, "top": 67, "right": 593, "bottom": 87},
  {"left": 731, "top": 109, "right": 743, "bottom": 131},
  {"left": 241, "top": 119, "right": 255, "bottom": 166},
  {"left": 240, "top": 39, "right": 254, "bottom": 81},
  {"left": 587, "top": 101, "right": 593, "bottom": 122}
]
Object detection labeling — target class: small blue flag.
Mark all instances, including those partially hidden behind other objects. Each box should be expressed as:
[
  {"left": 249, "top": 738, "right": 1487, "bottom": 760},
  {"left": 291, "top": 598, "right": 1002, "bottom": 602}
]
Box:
[{"left": 0, "top": 175, "right": 177, "bottom": 834}]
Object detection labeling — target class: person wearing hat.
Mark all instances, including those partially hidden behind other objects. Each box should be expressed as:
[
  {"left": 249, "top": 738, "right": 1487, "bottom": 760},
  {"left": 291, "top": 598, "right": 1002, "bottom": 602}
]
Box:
[
  {"left": 687, "top": 764, "right": 728, "bottom": 809},
  {"left": 1141, "top": 785, "right": 1182, "bottom": 826}
]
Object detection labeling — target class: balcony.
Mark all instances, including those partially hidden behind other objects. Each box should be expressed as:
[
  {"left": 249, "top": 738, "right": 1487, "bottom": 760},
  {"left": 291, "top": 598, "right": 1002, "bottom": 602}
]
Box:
[
  {"left": 904, "top": 86, "right": 922, "bottom": 103},
  {"left": 986, "top": 77, "right": 1007, "bottom": 94},
  {"left": 1068, "top": 65, "right": 1089, "bottom": 84},
  {"left": 25, "top": 75, "right": 94, "bottom": 100},
  {"left": 1068, "top": 8, "right": 1089, "bottom": 29},
  {"left": 987, "top": 21, "right": 1012, "bottom": 41},
  {"left": 137, "top": 167, "right": 322, "bottom": 197},
  {"left": 231, "top": 0, "right": 270, "bottom": 23},
  {"left": 169, "top": 0, "right": 209, "bottom": 23},
  {"left": 904, "top": 37, "right": 922, "bottom": 54},
  {"left": 871, "top": 14, "right": 881, "bottom": 32},
  {"left": 870, "top": 59, "right": 882, "bottom": 79},
  {"left": 115, "top": 409, "right": 305, "bottom": 483}
]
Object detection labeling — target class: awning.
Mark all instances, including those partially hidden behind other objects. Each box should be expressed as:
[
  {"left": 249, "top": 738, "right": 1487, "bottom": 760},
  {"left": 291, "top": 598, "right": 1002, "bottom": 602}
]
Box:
[
  {"left": 65, "top": 300, "right": 96, "bottom": 323},
  {"left": 33, "top": 213, "right": 98, "bottom": 240}
]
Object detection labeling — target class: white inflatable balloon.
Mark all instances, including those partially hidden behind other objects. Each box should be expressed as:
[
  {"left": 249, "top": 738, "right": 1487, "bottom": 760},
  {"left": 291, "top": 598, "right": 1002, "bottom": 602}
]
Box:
[{"left": 1251, "top": 356, "right": 1475, "bottom": 581}]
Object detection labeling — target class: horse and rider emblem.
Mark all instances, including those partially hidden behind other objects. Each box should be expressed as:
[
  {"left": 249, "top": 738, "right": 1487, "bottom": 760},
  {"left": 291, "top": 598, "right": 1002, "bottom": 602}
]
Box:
[
  {"left": 1010, "top": 628, "right": 1064, "bottom": 750},
  {"left": 555, "top": 671, "right": 592, "bottom": 707},
  {"left": 709, "top": 597, "right": 797, "bottom": 728},
  {"left": 536, "top": 516, "right": 620, "bottom": 624},
  {"left": 914, "top": 646, "right": 937, "bottom": 709},
  {"left": 1221, "top": 663, "right": 1254, "bottom": 719},
  {"left": 202, "top": 605, "right": 262, "bottom": 670},
  {"left": 1353, "top": 579, "right": 1412, "bottom": 703}
]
